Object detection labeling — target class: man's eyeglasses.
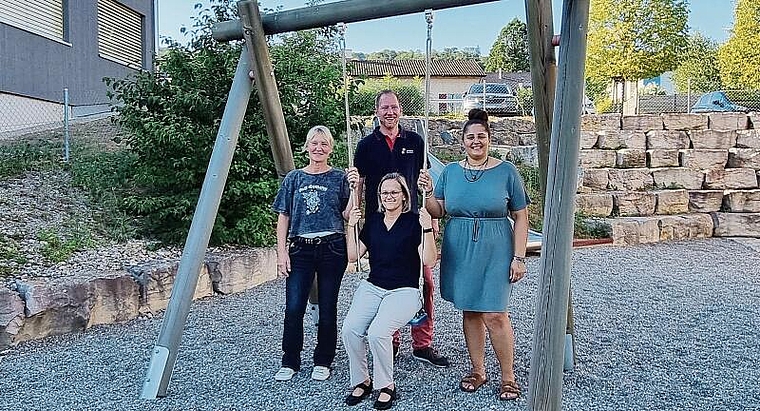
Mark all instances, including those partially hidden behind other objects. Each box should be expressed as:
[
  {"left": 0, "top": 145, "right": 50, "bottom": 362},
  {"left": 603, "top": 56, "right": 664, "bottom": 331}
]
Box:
[{"left": 380, "top": 190, "right": 402, "bottom": 198}]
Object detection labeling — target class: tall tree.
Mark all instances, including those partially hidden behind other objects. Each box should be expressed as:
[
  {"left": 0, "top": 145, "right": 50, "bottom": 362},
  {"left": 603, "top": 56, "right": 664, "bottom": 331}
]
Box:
[
  {"left": 366, "top": 49, "right": 398, "bottom": 60},
  {"left": 432, "top": 47, "right": 482, "bottom": 60},
  {"left": 486, "top": 18, "right": 530, "bottom": 72},
  {"left": 671, "top": 32, "right": 722, "bottom": 93},
  {"left": 586, "top": 0, "right": 689, "bottom": 82},
  {"left": 717, "top": 0, "right": 760, "bottom": 90}
]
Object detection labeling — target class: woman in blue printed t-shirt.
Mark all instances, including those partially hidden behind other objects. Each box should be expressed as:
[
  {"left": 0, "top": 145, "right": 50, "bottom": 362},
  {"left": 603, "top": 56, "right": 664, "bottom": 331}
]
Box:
[{"left": 272, "top": 125, "right": 356, "bottom": 383}]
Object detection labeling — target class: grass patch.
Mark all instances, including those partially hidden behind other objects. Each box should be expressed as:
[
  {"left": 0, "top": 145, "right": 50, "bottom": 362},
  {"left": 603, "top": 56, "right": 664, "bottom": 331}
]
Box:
[
  {"left": 0, "top": 236, "right": 28, "bottom": 277},
  {"left": 0, "top": 140, "right": 62, "bottom": 178},
  {"left": 37, "top": 226, "right": 96, "bottom": 264},
  {"left": 68, "top": 146, "right": 140, "bottom": 242}
]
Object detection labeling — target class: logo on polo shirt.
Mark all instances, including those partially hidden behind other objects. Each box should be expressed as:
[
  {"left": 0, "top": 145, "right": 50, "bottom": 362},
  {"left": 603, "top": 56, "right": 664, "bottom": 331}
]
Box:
[{"left": 401, "top": 148, "right": 414, "bottom": 154}]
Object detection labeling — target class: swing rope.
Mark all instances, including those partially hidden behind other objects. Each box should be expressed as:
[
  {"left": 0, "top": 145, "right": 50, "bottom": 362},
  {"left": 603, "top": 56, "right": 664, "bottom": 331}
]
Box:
[
  {"left": 409, "top": 9, "right": 434, "bottom": 327},
  {"left": 339, "top": 23, "right": 362, "bottom": 273}
]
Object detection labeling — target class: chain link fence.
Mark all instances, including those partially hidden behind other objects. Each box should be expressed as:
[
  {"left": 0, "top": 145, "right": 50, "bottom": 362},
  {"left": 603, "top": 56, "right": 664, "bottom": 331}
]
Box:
[
  {"left": 600, "top": 88, "right": 760, "bottom": 115},
  {"left": 0, "top": 92, "right": 65, "bottom": 138}
]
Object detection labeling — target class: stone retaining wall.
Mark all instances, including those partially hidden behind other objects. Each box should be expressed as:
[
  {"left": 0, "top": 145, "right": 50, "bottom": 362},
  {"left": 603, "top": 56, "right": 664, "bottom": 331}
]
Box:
[
  {"left": 417, "top": 112, "right": 759, "bottom": 245},
  {"left": 1, "top": 248, "right": 276, "bottom": 350}
]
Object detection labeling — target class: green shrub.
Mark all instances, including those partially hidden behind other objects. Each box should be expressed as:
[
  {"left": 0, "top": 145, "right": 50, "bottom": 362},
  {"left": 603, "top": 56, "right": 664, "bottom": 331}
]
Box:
[
  {"left": 106, "top": 1, "right": 346, "bottom": 246},
  {"left": 0, "top": 140, "right": 61, "bottom": 178},
  {"left": 350, "top": 75, "right": 425, "bottom": 116}
]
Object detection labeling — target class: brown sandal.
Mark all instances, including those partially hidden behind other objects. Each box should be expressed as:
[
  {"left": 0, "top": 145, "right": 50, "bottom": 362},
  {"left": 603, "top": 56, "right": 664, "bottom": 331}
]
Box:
[
  {"left": 459, "top": 373, "right": 488, "bottom": 393},
  {"left": 499, "top": 380, "right": 521, "bottom": 401}
]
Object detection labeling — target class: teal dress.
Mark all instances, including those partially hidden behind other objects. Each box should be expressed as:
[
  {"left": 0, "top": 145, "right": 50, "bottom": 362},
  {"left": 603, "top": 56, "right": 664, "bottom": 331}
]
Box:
[{"left": 434, "top": 161, "right": 529, "bottom": 312}]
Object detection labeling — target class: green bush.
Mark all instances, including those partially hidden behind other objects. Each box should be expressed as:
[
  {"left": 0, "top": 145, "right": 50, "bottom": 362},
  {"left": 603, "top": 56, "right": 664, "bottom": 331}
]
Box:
[
  {"left": 350, "top": 75, "right": 424, "bottom": 116},
  {"left": 106, "top": 1, "right": 346, "bottom": 246}
]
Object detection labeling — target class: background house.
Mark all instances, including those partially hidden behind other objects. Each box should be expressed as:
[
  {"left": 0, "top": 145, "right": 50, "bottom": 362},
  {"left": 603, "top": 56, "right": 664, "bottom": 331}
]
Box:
[
  {"left": 484, "top": 71, "right": 532, "bottom": 91},
  {"left": 0, "top": 0, "right": 156, "bottom": 133},
  {"left": 350, "top": 59, "right": 484, "bottom": 114}
]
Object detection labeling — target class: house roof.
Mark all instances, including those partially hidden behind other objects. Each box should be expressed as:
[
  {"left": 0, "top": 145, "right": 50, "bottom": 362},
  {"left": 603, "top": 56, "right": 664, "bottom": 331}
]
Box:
[
  {"left": 484, "top": 71, "right": 532, "bottom": 88},
  {"left": 350, "top": 59, "right": 485, "bottom": 77}
]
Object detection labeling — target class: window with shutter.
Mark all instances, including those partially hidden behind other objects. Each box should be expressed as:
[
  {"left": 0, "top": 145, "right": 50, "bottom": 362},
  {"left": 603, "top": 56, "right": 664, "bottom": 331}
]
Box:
[
  {"left": 97, "top": 0, "right": 144, "bottom": 68},
  {"left": 0, "top": 0, "right": 65, "bottom": 42}
]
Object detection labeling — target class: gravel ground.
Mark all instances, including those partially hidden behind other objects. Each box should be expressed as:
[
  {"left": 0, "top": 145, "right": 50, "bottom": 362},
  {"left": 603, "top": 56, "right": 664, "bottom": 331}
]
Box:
[{"left": 1, "top": 238, "right": 759, "bottom": 411}]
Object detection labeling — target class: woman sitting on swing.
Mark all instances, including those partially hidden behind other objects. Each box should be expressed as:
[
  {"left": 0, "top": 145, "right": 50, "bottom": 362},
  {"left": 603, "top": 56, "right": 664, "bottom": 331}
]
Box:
[{"left": 341, "top": 172, "right": 437, "bottom": 410}]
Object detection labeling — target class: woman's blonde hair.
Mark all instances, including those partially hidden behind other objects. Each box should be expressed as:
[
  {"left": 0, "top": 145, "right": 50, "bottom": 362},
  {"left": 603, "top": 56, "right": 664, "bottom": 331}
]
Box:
[
  {"left": 377, "top": 172, "right": 412, "bottom": 213},
  {"left": 302, "top": 125, "right": 334, "bottom": 152}
]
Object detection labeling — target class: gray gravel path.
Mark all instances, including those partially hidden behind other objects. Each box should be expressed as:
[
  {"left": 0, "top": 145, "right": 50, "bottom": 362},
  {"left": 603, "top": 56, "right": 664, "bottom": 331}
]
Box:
[{"left": 1, "top": 238, "right": 759, "bottom": 411}]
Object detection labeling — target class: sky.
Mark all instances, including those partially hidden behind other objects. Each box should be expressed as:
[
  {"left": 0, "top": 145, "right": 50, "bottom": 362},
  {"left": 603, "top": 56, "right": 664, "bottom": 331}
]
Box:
[{"left": 157, "top": 0, "right": 736, "bottom": 55}]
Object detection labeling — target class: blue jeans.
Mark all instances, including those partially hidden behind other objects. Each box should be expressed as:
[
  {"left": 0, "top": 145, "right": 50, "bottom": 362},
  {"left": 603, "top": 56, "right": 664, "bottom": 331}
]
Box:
[{"left": 282, "top": 235, "right": 347, "bottom": 370}]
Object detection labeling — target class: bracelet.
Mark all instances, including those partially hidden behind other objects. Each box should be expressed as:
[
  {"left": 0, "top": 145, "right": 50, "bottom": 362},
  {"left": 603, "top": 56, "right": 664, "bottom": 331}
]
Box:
[
  {"left": 347, "top": 224, "right": 356, "bottom": 228},
  {"left": 512, "top": 256, "right": 526, "bottom": 263},
  {"left": 425, "top": 190, "right": 434, "bottom": 197},
  {"left": 423, "top": 228, "right": 433, "bottom": 233}
]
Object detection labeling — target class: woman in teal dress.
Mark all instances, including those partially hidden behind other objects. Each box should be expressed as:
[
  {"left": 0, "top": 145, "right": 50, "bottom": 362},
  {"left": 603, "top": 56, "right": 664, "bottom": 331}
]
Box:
[{"left": 419, "top": 109, "right": 529, "bottom": 401}]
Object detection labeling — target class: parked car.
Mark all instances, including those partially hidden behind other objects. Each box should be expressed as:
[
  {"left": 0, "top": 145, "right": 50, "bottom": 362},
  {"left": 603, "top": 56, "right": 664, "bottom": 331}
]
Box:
[
  {"left": 690, "top": 91, "right": 749, "bottom": 113},
  {"left": 462, "top": 83, "right": 520, "bottom": 116}
]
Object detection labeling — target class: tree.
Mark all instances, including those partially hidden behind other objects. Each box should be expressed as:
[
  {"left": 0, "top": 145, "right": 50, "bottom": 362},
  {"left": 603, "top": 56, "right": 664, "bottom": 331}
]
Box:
[
  {"left": 717, "top": 0, "right": 760, "bottom": 90},
  {"left": 365, "top": 47, "right": 481, "bottom": 61},
  {"left": 106, "top": 0, "right": 345, "bottom": 246},
  {"left": 671, "top": 33, "right": 722, "bottom": 93},
  {"left": 586, "top": 0, "right": 689, "bottom": 82},
  {"left": 485, "top": 18, "right": 530, "bottom": 72},
  {"left": 432, "top": 47, "right": 481, "bottom": 61},
  {"left": 366, "top": 49, "right": 398, "bottom": 60}
]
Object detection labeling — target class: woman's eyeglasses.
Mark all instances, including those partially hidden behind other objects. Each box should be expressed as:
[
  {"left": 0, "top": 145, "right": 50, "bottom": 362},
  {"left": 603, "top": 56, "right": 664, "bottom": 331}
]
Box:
[{"left": 380, "top": 190, "right": 402, "bottom": 198}]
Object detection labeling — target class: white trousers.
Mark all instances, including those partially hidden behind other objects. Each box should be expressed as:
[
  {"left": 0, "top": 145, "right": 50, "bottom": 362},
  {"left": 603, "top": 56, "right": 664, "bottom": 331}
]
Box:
[{"left": 341, "top": 280, "right": 421, "bottom": 389}]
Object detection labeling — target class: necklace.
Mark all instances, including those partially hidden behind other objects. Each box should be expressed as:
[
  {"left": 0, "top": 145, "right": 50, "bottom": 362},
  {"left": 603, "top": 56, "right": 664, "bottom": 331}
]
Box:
[{"left": 463, "top": 157, "right": 489, "bottom": 182}]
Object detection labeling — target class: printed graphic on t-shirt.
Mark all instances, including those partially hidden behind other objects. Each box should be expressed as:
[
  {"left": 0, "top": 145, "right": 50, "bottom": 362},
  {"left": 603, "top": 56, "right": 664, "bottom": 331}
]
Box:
[{"left": 300, "top": 184, "right": 327, "bottom": 215}]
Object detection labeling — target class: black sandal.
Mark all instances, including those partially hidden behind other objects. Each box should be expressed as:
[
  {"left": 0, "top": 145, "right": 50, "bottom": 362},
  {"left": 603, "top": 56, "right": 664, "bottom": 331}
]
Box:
[
  {"left": 345, "top": 381, "right": 373, "bottom": 406},
  {"left": 373, "top": 386, "right": 397, "bottom": 410}
]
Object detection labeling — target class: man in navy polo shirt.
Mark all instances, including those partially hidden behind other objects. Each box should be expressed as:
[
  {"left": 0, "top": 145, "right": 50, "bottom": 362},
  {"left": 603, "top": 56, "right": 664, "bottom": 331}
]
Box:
[{"left": 353, "top": 90, "right": 449, "bottom": 368}]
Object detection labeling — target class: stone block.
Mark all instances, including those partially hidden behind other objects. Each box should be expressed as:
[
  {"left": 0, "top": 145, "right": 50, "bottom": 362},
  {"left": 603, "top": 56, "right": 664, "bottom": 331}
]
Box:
[
  {"left": 646, "top": 130, "right": 690, "bottom": 149},
  {"left": 14, "top": 278, "right": 93, "bottom": 343},
  {"left": 654, "top": 189, "right": 689, "bottom": 215},
  {"left": 689, "top": 129, "right": 737, "bottom": 149},
  {"left": 597, "top": 130, "right": 646, "bottom": 150},
  {"left": 607, "top": 217, "right": 661, "bottom": 245},
  {"left": 724, "top": 189, "right": 760, "bottom": 212},
  {"left": 678, "top": 149, "right": 728, "bottom": 170},
  {"left": 608, "top": 168, "right": 653, "bottom": 191},
  {"left": 712, "top": 212, "right": 760, "bottom": 237},
  {"left": 704, "top": 168, "right": 758, "bottom": 189},
  {"left": 727, "top": 148, "right": 760, "bottom": 169},
  {"left": 749, "top": 112, "right": 759, "bottom": 129},
  {"left": 575, "top": 193, "right": 613, "bottom": 217},
  {"left": 708, "top": 112, "right": 749, "bottom": 130},
  {"left": 616, "top": 149, "right": 647, "bottom": 168},
  {"left": 519, "top": 133, "right": 537, "bottom": 146},
  {"left": 0, "top": 288, "right": 24, "bottom": 349},
  {"left": 207, "top": 248, "right": 277, "bottom": 296},
  {"left": 581, "top": 113, "right": 621, "bottom": 131},
  {"left": 579, "top": 149, "right": 617, "bottom": 168},
  {"left": 647, "top": 149, "right": 680, "bottom": 168},
  {"left": 659, "top": 214, "right": 713, "bottom": 241},
  {"left": 651, "top": 168, "right": 704, "bottom": 189},
  {"left": 736, "top": 130, "right": 760, "bottom": 148},
  {"left": 661, "top": 113, "right": 708, "bottom": 130},
  {"left": 658, "top": 215, "right": 690, "bottom": 241},
  {"left": 581, "top": 168, "right": 610, "bottom": 191},
  {"left": 688, "top": 190, "right": 725, "bottom": 212},
  {"left": 613, "top": 192, "right": 657, "bottom": 216},
  {"left": 580, "top": 131, "right": 599, "bottom": 149},
  {"left": 87, "top": 272, "right": 140, "bottom": 327},
  {"left": 622, "top": 115, "right": 663, "bottom": 131},
  {"left": 130, "top": 261, "right": 212, "bottom": 314},
  {"left": 509, "top": 146, "right": 538, "bottom": 167}
]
